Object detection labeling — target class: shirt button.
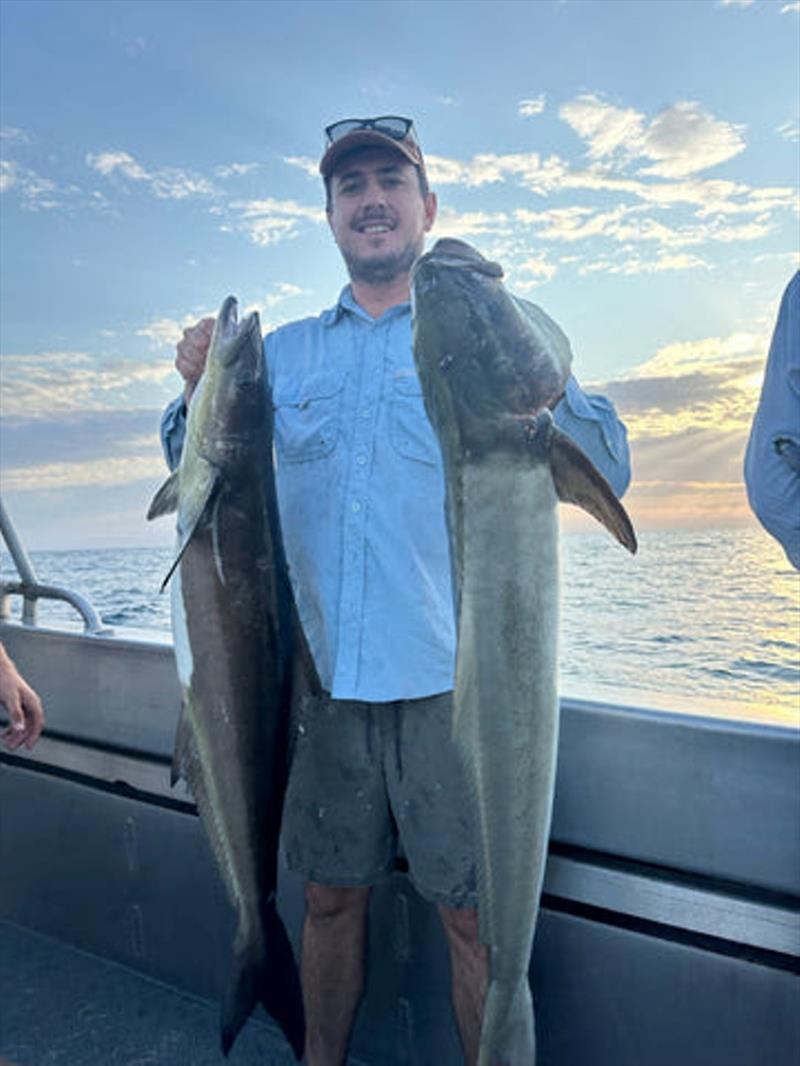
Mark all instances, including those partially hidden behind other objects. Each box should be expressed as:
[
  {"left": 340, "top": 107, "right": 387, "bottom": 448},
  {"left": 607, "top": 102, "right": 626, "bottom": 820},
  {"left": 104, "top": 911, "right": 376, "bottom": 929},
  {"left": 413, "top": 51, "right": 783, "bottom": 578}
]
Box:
[
  {"left": 361, "top": 408, "right": 371, "bottom": 418},
  {"left": 356, "top": 455, "right": 366, "bottom": 466},
  {"left": 352, "top": 501, "right": 361, "bottom": 513}
]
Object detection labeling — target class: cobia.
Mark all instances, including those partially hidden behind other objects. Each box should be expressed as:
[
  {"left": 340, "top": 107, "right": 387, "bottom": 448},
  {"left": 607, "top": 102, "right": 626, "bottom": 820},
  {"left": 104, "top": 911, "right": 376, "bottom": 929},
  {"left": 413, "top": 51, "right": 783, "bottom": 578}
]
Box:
[
  {"left": 147, "top": 295, "right": 310, "bottom": 1059},
  {"left": 411, "top": 239, "right": 636, "bottom": 1066}
]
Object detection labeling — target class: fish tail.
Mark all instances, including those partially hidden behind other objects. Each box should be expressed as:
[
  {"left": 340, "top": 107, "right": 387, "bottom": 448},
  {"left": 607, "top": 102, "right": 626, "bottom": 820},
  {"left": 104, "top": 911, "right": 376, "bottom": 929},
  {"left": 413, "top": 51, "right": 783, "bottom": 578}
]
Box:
[
  {"left": 478, "top": 977, "right": 536, "bottom": 1066},
  {"left": 221, "top": 904, "right": 305, "bottom": 1059}
]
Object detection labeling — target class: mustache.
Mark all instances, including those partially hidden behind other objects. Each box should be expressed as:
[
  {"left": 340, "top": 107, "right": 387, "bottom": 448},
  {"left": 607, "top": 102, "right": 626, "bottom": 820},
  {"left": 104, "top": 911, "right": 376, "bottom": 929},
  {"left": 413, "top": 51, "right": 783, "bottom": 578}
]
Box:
[{"left": 351, "top": 208, "right": 396, "bottom": 229}]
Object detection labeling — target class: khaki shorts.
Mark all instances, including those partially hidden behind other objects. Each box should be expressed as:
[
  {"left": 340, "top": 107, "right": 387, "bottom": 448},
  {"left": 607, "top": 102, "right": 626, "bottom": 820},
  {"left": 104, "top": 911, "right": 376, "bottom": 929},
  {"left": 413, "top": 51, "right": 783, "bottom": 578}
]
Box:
[{"left": 281, "top": 690, "right": 477, "bottom": 908}]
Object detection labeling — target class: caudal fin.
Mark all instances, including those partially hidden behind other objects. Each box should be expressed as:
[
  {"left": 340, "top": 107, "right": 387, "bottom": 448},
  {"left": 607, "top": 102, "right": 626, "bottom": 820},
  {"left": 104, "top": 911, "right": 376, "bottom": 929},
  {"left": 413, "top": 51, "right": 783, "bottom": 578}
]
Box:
[
  {"left": 478, "top": 977, "right": 536, "bottom": 1066},
  {"left": 221, "top": 904, "right": 305, "bottom": 1059}
]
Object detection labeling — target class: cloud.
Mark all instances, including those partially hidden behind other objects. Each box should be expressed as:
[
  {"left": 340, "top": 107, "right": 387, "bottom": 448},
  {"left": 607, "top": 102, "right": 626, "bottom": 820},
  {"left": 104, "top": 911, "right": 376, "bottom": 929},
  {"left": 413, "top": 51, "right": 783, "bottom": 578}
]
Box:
[
  {"left": 776, "top": 119, "right": 800, "bottom": 142},
  {"left": 427, "top": 151, "right": 567, "bottom": 190},
  {"left": 589, "top": 329, "right": 768, "bottom": 442},
  {"left": 214, "top": 162, "right": 260, "bottom": 178},
  {"left": 260, "top": 282, "right": 308, "bottom": 308},
  {"left": 514, "top": 202, "right": 773, "bottom": 250},
  {"left": 717, "top": 0, "right": 755, "bottom": 7},
  {"left": 2, "top": 455, "right": 166, "bottom": 492},
  {"left": 559, "top": 94, "right": 746, "bottom": 178},
  {"left": 432, "top": 206, "right": 511, "bottom": 239},
  {"left": 0, "top": 160, "right": 61, "bottom": 209},
  {"left": 86, "top": 149, "right": 216, "bottom": 199},
  {"left": 0, "top": 350, "right": 176, "bottom": 417},
  {"left": 581, "top": 328, "right": 772, "bottom": 529},
  {"left": 518, "top": 95, "right": 546, "bottom": 118},
  {"left": 283, "top": 155, "right": 318, "bottom": 179},
  {"left": 0, "top": 126, "right": 30, "bottom": 143},
  {"left": 579, "top": 252, "right": 711, "bottom": 276},
  {"left": 136, "top": 305, "right": 228, "bottom": 348},
  {"left": 0, "top": 409, "right": 163, "bottom": 468},
  {"left": 0, "top": 407, "right": 170, "bottom": 499},
  {"left": 224, "top": 196, "right": 325, "bottom": 246},
  {"left": 510, "top": 254, "right": 558, "bottom": 289},
  {"left": 637, "top": 101, "right": 747, "bottom": 178},
  {"left": 781, "top": 2, "right": 800, "bottom": 11},
  {"left": 559, "top": 95, "right": 645, "bottom": 161}
]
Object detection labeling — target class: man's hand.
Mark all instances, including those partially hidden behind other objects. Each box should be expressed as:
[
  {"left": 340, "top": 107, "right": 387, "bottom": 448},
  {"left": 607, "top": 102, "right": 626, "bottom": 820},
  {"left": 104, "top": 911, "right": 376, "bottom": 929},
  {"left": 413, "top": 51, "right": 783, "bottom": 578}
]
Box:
[
  {"left": 0, "top": 645, "right": 44, "bottom": 751},
  {"left": 176, "top": 317, "right": 215, "bottom": 405}
]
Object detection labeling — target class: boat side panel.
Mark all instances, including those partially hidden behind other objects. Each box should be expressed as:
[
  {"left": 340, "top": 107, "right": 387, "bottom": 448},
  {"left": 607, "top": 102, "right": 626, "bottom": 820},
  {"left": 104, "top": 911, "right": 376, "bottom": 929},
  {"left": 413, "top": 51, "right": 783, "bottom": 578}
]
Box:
[
  {"left": 3, "top": 761, "right": 797, "bottom": 1066},
  {"left": 2, "top": 623, "right": 797, "bottom": 895}
]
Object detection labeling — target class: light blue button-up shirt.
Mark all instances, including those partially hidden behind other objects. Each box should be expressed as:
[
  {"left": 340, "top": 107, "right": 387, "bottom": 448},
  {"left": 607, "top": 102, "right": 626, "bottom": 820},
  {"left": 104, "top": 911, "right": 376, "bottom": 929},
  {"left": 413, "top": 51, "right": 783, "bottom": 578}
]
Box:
[
  {"left": 744, "top": 272, "right": 800, "bottom": 570},
  {"left": 161, "top": 285, "right": 631, "bottom": 700}
]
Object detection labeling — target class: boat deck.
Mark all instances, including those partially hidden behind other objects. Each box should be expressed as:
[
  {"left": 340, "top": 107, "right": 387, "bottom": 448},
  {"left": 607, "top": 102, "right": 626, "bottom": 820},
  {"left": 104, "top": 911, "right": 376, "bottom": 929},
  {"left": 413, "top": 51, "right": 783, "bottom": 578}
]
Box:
[{"left": 1, "top": 920, "right": 323, "bottom": 1066}]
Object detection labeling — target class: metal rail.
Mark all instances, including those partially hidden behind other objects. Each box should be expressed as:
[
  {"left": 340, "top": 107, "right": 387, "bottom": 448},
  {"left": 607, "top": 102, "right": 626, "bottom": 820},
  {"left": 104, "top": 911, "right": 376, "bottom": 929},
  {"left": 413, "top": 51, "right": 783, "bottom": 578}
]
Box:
[{"left": 0, "top": 496, "right": 110, "bottom": 635}]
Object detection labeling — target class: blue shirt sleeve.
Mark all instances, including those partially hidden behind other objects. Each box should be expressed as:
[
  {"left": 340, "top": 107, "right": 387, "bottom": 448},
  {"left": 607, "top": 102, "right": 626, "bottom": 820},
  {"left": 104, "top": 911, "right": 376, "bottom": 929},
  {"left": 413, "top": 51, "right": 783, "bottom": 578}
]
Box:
[
  {"left": 552, "top": 375, "right": 631, "bottom": 498},
  {"left": 744, "top": 272, "right": 800, "bottom": 570},
  {"left": 160, "top": 395, "right": 187, "bottom": 473}
]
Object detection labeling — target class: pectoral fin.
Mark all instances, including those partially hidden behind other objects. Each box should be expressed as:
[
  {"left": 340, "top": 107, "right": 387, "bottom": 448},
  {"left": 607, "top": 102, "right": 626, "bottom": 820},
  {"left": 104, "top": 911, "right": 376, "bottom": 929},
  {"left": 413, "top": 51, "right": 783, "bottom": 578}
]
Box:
[
  {"left": 550, "top": 427, "right": 637, "bottom": 553},
  {"left": 147, "top": 471, "right": 180, "bottom": 520},
  {"left": 158, "top": 464, "right": 221, "bottom": 591}
]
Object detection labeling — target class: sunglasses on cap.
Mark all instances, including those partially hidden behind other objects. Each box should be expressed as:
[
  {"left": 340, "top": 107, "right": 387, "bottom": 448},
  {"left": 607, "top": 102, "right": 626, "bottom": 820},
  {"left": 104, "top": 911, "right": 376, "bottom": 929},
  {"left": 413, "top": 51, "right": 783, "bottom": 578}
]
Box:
[{"left": 324, "top": 115, "right": 418, "bottom": 145}]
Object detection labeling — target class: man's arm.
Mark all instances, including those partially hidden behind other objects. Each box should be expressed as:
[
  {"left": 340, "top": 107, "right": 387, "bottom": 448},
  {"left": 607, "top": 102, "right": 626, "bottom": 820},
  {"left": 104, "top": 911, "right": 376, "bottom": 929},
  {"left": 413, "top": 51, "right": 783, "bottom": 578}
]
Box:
[
  {"left": 552, "top": 376, "right": 631, "bottom": 498},
  {"left": 160, "top": 316, "right": 215, "bottom": 471},
  {"left": 744, "top": 272, "right": 800, "bottom": 570}
]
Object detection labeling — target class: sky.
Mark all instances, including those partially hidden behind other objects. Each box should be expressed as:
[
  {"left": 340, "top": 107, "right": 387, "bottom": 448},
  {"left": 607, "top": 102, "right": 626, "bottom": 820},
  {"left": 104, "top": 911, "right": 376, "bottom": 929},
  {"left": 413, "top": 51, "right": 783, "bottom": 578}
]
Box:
[{"left": 0, "top": 0, "right": 798, "bottom": 551}]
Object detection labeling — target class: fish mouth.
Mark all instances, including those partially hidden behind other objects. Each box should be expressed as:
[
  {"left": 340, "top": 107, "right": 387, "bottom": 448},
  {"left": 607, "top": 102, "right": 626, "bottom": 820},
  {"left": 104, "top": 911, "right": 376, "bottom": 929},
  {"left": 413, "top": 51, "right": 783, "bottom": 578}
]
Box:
[{"left": 215, "top": 299, "right": 259, "bottom": 364}]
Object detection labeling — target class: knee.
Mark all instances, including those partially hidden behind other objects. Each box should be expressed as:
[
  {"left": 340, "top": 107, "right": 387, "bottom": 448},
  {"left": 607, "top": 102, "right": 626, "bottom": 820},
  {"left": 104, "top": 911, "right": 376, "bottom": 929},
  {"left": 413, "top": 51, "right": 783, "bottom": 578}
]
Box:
[{"left": 305, "top": 882, "right": 371, "bottom": 922}]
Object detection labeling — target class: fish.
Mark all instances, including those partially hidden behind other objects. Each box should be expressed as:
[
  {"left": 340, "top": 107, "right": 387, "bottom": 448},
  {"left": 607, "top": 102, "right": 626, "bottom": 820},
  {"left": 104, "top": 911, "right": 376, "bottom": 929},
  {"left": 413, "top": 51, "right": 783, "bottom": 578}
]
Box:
[
  {"left": 147, "top": 295, "right": 309, "bottom": 1059},
  {"left": 411, "top": 239, "right": 636, "bottom": 1066}
]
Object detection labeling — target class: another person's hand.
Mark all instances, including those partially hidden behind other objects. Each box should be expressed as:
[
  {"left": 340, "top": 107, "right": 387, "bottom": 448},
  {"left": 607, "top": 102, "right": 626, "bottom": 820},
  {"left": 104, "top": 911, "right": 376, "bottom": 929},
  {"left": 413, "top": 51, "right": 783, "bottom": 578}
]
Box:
[
  {"left": 0, "top": 644, "right": 44, "bottom": 751},
  {"left": 176, "top": 317, "right": 215, "bottom": 404}
]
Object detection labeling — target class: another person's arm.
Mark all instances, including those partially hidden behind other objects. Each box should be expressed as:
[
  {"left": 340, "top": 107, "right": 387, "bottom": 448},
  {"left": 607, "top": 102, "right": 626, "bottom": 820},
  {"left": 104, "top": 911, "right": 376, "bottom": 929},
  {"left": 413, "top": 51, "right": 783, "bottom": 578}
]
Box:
[
  {"left": 0, "top": 642, "right": 44, "bottom": 751},
  {"left": 744, "top": 272, "right": 800, "bottom": 569}
]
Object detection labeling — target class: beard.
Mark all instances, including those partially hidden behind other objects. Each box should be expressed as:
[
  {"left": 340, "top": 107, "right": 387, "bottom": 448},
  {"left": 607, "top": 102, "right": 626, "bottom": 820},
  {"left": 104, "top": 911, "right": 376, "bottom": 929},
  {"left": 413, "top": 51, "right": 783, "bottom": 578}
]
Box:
[{"left": 342, "top": 234, "right": 424, "bottom": 286}]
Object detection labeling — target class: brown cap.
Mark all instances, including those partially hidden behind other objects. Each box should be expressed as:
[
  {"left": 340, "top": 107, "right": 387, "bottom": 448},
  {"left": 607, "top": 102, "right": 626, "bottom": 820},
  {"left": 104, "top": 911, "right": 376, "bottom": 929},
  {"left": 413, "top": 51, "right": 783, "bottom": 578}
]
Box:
[{"left": 319, "top": 127, "right": 425, "bottom": 180}]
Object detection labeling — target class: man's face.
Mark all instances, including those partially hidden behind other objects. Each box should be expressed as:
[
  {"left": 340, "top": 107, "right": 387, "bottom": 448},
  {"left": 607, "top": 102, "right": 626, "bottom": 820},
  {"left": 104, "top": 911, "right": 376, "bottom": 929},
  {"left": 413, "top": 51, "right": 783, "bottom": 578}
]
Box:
[{"left": 327, "top": 147, "right": 437, "bottom": 286}]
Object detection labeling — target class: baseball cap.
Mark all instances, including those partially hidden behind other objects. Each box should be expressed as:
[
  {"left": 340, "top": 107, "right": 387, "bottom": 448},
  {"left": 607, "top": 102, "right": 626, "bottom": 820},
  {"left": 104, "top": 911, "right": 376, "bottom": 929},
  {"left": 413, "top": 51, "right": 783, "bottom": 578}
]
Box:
[{"left": 319, "top": 116, "right": 426, "bottom": 179}]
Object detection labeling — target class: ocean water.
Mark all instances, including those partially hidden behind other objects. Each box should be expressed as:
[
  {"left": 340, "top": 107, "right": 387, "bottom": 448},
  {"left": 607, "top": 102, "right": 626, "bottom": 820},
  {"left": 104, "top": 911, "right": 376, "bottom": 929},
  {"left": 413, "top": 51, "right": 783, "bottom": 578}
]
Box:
[{"left": 2, "top": 528, "right": 798, "bottom": 728}]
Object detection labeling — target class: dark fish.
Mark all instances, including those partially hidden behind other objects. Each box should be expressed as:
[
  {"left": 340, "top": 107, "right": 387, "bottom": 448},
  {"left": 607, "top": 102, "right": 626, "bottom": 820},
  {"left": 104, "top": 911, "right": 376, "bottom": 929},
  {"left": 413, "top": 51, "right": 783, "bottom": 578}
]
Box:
[
  {"left": 147, "top": 296, "right": 308, "bottom": 1058},
  {"left": 411, "top": 239, "right": 636, "bottom": 1066}
]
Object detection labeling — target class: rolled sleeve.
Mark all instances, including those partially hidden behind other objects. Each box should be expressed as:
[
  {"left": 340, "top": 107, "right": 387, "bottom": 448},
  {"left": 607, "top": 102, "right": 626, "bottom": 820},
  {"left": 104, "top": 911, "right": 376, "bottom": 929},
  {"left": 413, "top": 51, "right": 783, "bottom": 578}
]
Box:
[
  {"left": 160, "top": 396, "right": 187, "bottom": 472},
  {"left": 553, "top": 376, "right": 631, "bottom": 498}
]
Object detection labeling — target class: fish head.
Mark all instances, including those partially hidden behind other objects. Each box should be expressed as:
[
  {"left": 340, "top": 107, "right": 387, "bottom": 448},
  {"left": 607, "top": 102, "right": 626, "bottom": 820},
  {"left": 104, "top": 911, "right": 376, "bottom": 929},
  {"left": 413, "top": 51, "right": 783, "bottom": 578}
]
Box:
[
  {"left": 411, "top": 238, "right": 571, "bottom": 452},
  {"left": 188, "top": 296, "right": 267, "bottom": 475}
]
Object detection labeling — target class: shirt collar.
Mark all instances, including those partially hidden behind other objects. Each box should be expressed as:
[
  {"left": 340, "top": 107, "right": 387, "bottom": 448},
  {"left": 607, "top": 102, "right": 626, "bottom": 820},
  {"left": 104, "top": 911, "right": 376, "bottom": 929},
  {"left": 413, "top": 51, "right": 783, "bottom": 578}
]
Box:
[{"left": 322, "top": 284, "right": 410, "bottom": 327}]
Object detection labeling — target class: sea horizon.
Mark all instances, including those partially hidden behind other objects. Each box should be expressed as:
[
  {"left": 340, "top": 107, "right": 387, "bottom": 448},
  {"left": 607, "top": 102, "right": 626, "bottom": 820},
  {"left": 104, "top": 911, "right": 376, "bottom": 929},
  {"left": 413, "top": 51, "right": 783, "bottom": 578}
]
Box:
[{"left": 2, "top": 526, "right": 797, "bottom": 731}]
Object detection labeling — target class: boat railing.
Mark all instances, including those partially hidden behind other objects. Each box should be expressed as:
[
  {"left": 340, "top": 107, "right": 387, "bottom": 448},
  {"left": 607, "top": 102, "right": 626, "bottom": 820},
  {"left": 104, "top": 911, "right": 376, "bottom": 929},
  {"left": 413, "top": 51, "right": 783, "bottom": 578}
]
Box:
[{"left": 0, "top": 495, "right": 111, "bottom": 636}]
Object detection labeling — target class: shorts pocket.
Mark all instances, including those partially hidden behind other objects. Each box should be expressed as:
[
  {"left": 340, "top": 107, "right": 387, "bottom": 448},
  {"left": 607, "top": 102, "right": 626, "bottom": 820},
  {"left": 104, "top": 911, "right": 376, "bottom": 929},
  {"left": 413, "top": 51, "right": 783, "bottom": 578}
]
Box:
[
  {"left": 389, "top": 373, "right": 439, "bottom": 466},
  {"left": 274, "top": 372, "right": 344, "bottom": 462}
]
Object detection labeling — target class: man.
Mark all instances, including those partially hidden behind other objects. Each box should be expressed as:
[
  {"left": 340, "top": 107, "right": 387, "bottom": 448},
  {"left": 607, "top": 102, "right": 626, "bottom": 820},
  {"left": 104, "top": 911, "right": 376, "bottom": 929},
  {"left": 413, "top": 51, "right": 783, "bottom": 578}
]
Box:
[
  {"left": 744, "top": 271, "right": 800, "bottom": 570},
  {"left": 161, "top": 116, "right": 631, "bottom": 1066}
]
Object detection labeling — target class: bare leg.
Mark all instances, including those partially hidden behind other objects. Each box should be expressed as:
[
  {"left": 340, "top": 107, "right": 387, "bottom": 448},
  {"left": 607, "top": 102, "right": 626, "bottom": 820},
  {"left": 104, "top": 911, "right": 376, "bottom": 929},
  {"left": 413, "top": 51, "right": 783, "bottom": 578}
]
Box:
[
  {"left": 302, "top": 882, "right": 371, "bottom": 1066},
  {"left": 438, "top": 904, "right": 489, "bottom": 1066}
]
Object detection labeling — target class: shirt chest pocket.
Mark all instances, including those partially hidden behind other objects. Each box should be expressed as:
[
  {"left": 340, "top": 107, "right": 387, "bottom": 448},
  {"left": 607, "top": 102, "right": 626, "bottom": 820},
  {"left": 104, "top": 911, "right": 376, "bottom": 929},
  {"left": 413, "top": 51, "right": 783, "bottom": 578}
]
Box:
[
  {"left": 389, "top": 374, "right": 440, "bottom": 467},
  {"left": 274, "top": 372, "right": 344, "bottom": 463}
]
